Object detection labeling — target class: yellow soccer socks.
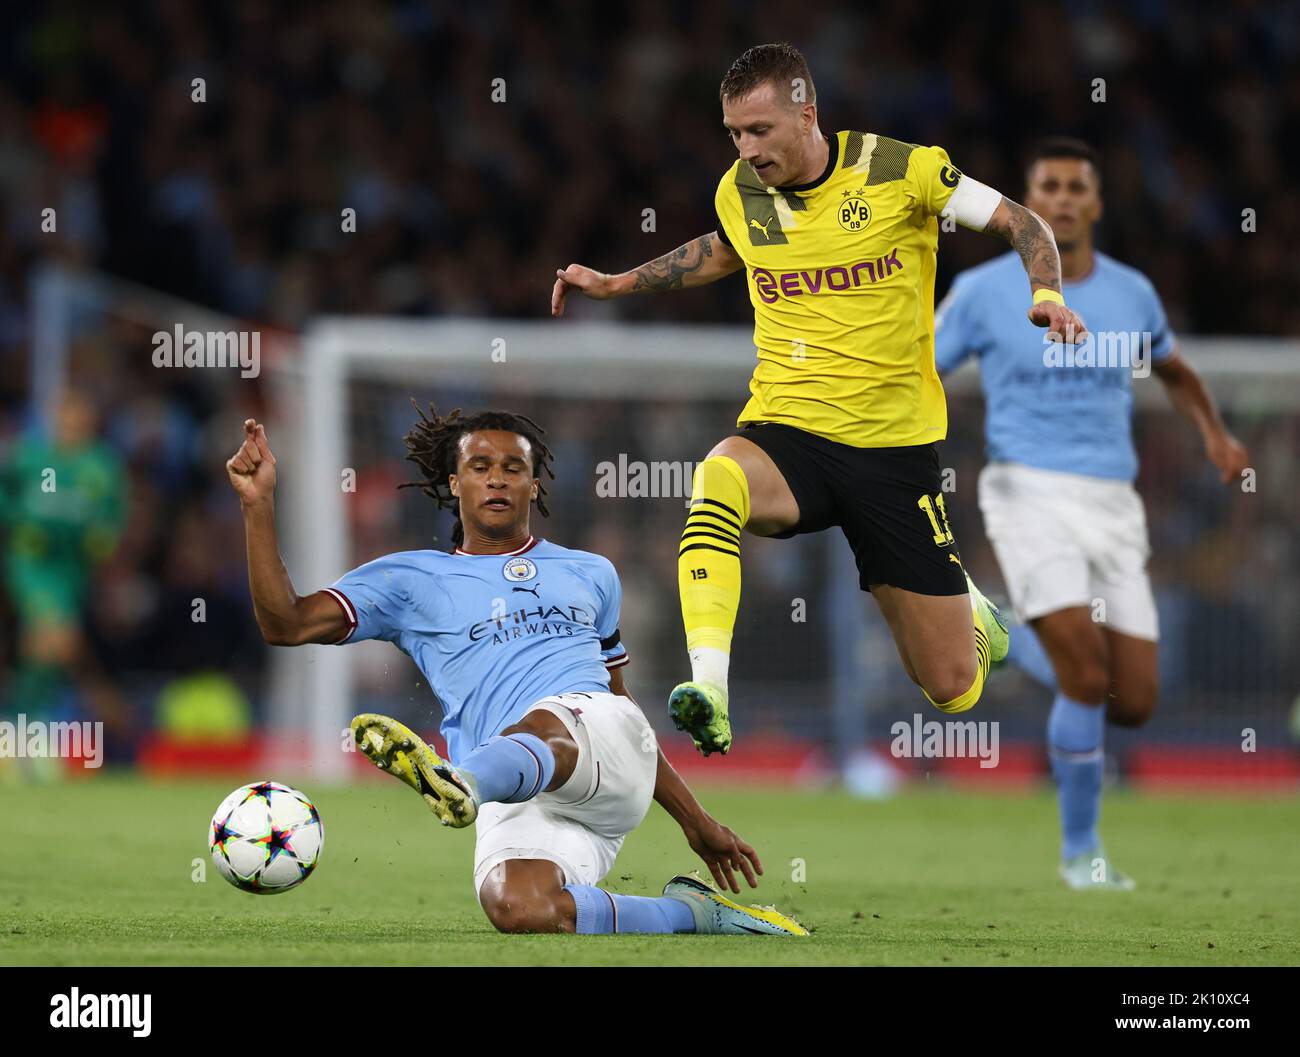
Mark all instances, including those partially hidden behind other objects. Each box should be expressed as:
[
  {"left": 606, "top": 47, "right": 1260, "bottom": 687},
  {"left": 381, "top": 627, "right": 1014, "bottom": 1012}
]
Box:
[
  {"left": 923, "top": 609, "right": 992, "bottom": 715},
  {"left": 678, "top": 456, "right": 750, "bottom": 691}
]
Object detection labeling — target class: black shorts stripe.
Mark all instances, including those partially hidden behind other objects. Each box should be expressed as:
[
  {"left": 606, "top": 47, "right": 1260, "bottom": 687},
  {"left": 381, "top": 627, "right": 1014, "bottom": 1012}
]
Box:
[{"left": 679, "top": 542, "right": 741, "bottom": 560}]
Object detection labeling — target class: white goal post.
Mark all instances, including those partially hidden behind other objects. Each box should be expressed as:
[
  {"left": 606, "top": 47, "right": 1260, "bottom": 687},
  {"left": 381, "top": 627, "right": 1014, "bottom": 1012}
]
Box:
[{"left": 273, "top": 318, "right": 1300, "bottom": 781}]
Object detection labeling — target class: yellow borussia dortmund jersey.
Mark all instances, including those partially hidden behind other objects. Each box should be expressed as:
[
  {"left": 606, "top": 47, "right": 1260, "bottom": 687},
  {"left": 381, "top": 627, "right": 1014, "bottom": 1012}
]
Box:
[{"left": 715, "top": 130, "right": 964, "bottom": 448}]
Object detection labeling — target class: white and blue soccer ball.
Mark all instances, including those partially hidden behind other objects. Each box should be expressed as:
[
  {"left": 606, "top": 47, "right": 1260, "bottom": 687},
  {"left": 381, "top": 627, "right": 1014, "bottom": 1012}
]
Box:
[{"left": 209, "top": 780, "right": 324, "bottom": 894}]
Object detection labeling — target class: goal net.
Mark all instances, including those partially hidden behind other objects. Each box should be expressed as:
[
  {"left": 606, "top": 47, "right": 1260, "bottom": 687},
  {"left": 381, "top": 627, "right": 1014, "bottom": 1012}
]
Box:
[{"left": 277, "top": 318, "right": 1300, "bottom": 785}]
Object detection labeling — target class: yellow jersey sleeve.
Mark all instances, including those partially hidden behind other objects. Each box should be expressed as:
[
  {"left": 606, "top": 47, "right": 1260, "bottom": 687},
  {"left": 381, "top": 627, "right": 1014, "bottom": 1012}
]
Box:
[{"left": 906, "top": 144, "right": 964, "bottom": 218}]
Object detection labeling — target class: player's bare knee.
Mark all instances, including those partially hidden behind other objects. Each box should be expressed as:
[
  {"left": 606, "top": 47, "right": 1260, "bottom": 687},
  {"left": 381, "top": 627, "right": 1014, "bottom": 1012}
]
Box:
[
  {"left": 1036, "top": 612, "right": 1110, "bottom": 702},
  {"left": 1054, "top": 654, "right": 1110, "bottom": 705},
  {"left": 481, "top": 898, "right": 532, "bottom": 933},
  {"left": 1107, "top": 683, "right": 1158, "bottom": 728},
  {"left": 703, "top": 436, "right": 798, "bottom": 535},
  {"left": 1059, "top": 671, "right": 1109, "bottom": 705},
  {"left": 922, "top": 654, "right": 979, "bottom": 707},
  {"left": 705, "top": 437, "right": 736, "bottom": 461},
  {"left": 483, "top": 901, "right": 544, "bottom": 934},
  {"left": 480, "top": 889, "right": 570, "bottom": 935}
]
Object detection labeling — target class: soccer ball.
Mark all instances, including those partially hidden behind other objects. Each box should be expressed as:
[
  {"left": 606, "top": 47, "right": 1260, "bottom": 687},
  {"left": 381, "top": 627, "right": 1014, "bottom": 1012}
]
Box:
[{"left": 208, "top": 780, "right": 324, "bottom": 894}]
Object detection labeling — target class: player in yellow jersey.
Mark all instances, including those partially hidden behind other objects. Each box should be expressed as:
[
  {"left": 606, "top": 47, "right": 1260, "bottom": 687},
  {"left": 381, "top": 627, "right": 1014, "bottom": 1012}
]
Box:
[{"left": 552, "top": 43, "right": 1088, "bottom": 756}]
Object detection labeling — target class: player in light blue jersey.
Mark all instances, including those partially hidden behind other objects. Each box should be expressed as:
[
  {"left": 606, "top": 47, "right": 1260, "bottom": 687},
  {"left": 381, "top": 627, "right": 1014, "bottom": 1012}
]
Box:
[
  {"left": 226, "top": 409, "right": 805, "bottom": 936},
  {"left": 934, "top": 138, "right": 1249, "bottom": 890}
]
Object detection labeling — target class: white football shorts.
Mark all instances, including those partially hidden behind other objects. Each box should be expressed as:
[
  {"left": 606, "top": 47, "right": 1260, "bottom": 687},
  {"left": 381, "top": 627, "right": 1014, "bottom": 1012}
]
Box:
[
  {"left": 977, "top": 461, "right": 1159, "bottom": 641},
  {"left": 472, "top": 691, "right": 658, "bottom": 901}
]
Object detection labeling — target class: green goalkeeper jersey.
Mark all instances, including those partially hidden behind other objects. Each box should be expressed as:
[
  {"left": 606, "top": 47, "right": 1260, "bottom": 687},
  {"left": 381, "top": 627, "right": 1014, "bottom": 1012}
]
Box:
[{"left": 1, "top": 435, "right": 128, "bottom": 622}]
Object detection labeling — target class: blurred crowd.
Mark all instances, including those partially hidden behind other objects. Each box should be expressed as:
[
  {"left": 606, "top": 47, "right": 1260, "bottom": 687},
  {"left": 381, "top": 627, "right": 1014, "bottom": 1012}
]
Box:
[
  {"left": 1, "top": 1, "right": 1297, "bottom": 757},
  {"left": 3, "top": 0, "right": 1298, "bottom": 339}
]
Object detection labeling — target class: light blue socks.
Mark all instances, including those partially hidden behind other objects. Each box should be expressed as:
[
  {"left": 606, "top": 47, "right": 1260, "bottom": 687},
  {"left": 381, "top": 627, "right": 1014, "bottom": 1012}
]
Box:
[
  {"left": 564, "top": 884, "right": 696, "bottom": 934},
  {"left": 1008, "top": 623, "right": 1058, "bottom": 691},
  {"left": 1047, "top": 693, "right": 1105, "bottom": 859},
  {"left": 456, "top": 733, "right": 555, "bottom": 804}
]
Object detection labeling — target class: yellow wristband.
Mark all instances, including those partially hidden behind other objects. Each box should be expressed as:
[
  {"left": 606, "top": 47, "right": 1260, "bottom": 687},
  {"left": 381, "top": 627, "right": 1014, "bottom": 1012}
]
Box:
[{"left": 1032, "top": 288, "right": 1065, "bottom": 306}]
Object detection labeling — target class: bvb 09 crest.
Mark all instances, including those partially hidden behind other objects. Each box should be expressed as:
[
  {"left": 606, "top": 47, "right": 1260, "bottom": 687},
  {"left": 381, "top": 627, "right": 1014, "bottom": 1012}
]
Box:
[{"left": 838, "top": 188, "right": 872, "bottom": 232}]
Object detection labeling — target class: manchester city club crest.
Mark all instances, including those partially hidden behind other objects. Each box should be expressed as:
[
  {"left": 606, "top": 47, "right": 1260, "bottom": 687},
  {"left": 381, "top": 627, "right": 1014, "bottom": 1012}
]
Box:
[{"left": 502, "top": 556, "right": 538, "bottom": 582}]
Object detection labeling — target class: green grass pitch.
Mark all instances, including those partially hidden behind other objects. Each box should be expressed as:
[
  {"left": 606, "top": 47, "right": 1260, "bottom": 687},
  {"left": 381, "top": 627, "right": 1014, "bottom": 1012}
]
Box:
[{"left": 1, "top": 774, "right": 1297, "bottom": 966}]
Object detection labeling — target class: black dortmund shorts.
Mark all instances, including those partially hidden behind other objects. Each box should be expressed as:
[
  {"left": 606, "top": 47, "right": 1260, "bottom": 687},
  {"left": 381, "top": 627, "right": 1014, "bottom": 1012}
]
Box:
[{"left": 735, "top": 422, "right": 967, "bottom": 596}]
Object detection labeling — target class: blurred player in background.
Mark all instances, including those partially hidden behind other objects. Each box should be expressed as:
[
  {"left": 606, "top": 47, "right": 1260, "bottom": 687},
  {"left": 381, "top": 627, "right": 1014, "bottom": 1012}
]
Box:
[
  {"left": 553, "top": 43, "right": 1088, "bottom": 757},
  {"left": 226, "top": 412, "right": 806, "bottom": 936},
  {"left": 934, "top": 137, "right": 1250, "bottom": 889},
  {"left": 0, "top": 390, "right": 128, "bottom": 781}
]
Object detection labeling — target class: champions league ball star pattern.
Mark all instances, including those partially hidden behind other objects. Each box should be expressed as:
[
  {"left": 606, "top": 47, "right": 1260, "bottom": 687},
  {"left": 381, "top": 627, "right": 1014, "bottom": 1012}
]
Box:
[{"left": 209, "top": 781, "right": 324, "bottom": 894}]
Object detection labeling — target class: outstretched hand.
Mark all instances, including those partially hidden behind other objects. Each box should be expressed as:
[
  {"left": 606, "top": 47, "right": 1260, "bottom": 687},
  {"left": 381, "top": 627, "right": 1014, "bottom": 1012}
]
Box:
[
  {"left": 1028, "top": 299, "right": 1089, "bottom": 343},
  {"left": 681, "top": 814, "right": 762, "bottom": 893},
  {"left": 551, "top": 263, "right": 620, "bottom": 317}
]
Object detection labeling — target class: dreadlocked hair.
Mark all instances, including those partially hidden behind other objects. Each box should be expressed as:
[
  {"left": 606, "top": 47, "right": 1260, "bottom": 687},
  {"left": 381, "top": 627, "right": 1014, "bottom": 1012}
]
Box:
[{"left": 398, "top": 402, "right": 554, "bottom": 550}]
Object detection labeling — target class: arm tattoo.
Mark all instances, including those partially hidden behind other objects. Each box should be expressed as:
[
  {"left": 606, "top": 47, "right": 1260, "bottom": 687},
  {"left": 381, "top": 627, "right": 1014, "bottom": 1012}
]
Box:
[
  {"left": 630, "top": 233, "right": 716, "bottom": 292},
  {"left": 988, "top": 198, "right": 1060, "bottom": 292}
]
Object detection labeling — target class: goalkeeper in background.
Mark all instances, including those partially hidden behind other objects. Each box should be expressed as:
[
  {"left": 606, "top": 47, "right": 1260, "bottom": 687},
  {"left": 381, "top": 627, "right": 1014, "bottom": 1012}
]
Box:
[{"left": 0, "top": 390, "right": 127, "bottom": 780}]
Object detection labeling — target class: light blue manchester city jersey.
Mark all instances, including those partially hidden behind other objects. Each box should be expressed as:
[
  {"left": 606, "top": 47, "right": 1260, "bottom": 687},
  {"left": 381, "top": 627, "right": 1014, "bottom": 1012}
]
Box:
[
  {"left": 934, "top": 251, "right": 1175, "bottom": 481},
  {"left": 325, "top": 537, "right": 628, "bottom": 763}
]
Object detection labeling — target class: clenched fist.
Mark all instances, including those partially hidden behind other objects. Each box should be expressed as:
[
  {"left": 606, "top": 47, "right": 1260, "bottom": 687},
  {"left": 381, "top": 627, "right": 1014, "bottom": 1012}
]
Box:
[{"left": 226, "top": 419, "right": 277, "bottom": 506}]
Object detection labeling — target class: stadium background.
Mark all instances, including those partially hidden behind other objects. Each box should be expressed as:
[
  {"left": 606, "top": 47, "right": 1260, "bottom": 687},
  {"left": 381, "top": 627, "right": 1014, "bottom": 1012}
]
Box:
[{"left": 2, "top": 0, "right": 1298, "bottom": 792}]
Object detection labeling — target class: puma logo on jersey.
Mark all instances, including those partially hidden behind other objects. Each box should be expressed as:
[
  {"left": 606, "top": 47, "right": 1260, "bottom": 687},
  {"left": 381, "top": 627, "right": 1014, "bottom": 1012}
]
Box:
[{"left": 749, "top": 217, "right": 773, "bottom": 239}]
